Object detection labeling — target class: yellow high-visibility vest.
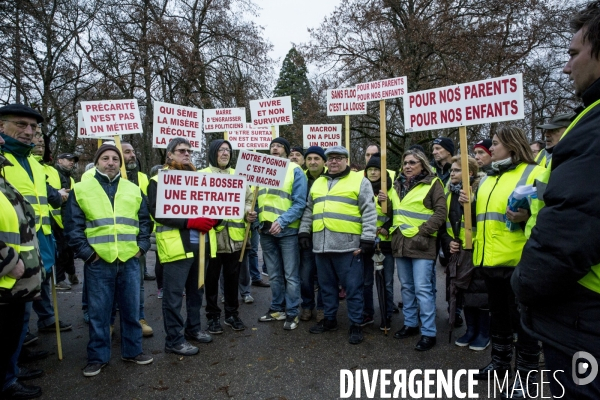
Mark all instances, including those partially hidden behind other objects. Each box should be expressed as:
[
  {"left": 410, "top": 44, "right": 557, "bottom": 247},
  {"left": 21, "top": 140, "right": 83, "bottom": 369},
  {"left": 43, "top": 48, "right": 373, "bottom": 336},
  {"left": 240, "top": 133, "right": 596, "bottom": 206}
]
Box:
[
  {"left": 258, "top": 163, "right": 303, "bottom": 229},
  {"left": 394, "top": 178, "right": 441, "bottom": 238},
  {"left": 44, "top": 165, "right": 74, "bottom": 229}
]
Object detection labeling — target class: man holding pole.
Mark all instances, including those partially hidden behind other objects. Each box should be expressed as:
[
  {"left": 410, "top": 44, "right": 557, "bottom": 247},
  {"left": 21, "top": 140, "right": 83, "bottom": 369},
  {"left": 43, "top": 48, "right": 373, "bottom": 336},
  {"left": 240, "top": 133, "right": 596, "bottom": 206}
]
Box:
[
  {"left": 257, "top": 137, "right": 307, "bottom": 330},
  {"left": 200, "top": 139, "right": 256, "bottom": 334},
  {"left": 64, "top": 143, "right": 153, "bottom": 376}
]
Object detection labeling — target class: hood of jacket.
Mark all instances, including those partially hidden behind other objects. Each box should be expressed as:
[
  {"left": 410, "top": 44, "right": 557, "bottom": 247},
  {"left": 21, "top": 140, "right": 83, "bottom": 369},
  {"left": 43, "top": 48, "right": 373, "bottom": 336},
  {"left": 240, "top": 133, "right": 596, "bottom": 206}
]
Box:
[{"left": 208, "top": 139, "right": 232, "bottom": 169}]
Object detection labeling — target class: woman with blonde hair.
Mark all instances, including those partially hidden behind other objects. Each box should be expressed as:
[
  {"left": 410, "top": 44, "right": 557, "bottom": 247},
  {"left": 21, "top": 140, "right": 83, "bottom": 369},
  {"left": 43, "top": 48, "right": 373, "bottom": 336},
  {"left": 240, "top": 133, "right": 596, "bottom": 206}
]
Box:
[{"left": 463, "top": 126, "right": 545, "bottom": 396}]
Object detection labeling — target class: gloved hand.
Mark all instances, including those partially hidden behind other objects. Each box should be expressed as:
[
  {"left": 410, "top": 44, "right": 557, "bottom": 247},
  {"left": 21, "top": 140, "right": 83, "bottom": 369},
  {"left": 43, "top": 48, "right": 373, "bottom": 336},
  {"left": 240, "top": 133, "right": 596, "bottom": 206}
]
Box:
[
  {"left": 187, "top": 218, "right": 218, "bottom": 234},
  {"left": 360, "top": 240, "right": 375, "bottom": 255},
  {"left": 298, "top": 232, "right": 312, "bottom": 250}
]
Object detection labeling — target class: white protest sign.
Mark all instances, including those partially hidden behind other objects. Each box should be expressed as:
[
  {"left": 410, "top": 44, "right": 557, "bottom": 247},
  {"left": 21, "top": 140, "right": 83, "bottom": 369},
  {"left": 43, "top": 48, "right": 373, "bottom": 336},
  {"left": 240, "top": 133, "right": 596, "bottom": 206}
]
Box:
[
  {"left": 355, "top": 77, "right": 407, "bottom": 102},
  {"left": 303, "top": 124, "right": 342, "bottom": 148},
  {"left": 155, "top": 170, "right": 246, "bottom": 219},
  {"left": 249, "top": 96, "right": 293, "bottom": 126},
  {"left": 326, "top": 88, "right": 367, "bottom": 116},
  {"left": 80, "top": 99, "right": 143, "bottom": 136},
  {"left": 227, "top": 124, "right": 278, "bottom": 150},
  {"left": 404, "top": 74, "right": 524, "bottom": 132},
  {"left": 203, "top": 108, "right": 246, "bottom": 133},
  {"left": 152, "top": 102, "right": 202, "bottom": 150},
  {"left": 234, "top": 150, "right": 289, "bottom": 188},
  {"left": 77, "top": 110, "right": 112, "bottom": 140}
]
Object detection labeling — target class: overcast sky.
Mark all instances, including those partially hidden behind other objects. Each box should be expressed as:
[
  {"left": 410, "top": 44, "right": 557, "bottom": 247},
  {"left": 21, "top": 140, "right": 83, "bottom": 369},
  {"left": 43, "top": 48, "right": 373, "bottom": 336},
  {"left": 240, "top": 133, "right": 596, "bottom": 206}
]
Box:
[{"left": 253, "top": 0, "right": 341, "bottom": 70}]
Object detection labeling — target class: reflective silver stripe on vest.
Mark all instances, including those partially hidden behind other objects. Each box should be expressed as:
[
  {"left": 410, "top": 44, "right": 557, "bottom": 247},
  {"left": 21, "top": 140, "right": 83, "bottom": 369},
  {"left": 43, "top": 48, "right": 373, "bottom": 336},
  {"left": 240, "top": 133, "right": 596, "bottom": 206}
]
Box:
[
  {"left": 261, "top": 205, "right": 285, "bottom": 216},
  {"left": 476, "top": 212, "right": 505, "bottom": 223},
  {"left": 24, "top": 195, "right": 38, "bottom": 205},
  {"left": 258, "top": 188, "right": 291, "bottom": 201},
  {"left": 88, "top": 234, "right": 137, "bottom": 244},
  {"left": 313, "top": 212, "right": 361, "bottom": 223},
  {"left": 536, "top": 181, "right": 548, "bottom": 202},
  {"left": 393, "top": 209, "right": 432, "bottom": 220},
  {"left": 0, "top": 232, "right": 20, "bottom": 246},
  {"left": 227, "top": 222, "right": 246, "bottom": 229},
  {"left": 51, "top": 209, "right": 61, "bottom": 216},
  {"left": 41, "top": 216, "right": 51, "bottom": 226},
  {"left": 479, "top": 176, "right": 488, "bottom": 189},
  {"left": 86, "top": 217, "right": 139, "bottom": 229},
  {"left": 516, "top": 164, "right": 537, "bottom": 187},
  {"left": 156, "top": 225, "right": 176, "bottom": 233},
  {"left": 34, "top": 215, "right": 40, "bottom": 225},
  {"left": 399, "top": 224, "right": 412, "bottom": 230},
  {"left": 446, "top": 221, "right": 465, "bottom": 229},
  {"left": 377, "top": 215, "right": 389, "bottom": 224},
  {"left": 38, "top": 196, "right": 48, "bottom": 205},
  {"left": 313, "top": 196, "right": 359, "bottom": 206}
]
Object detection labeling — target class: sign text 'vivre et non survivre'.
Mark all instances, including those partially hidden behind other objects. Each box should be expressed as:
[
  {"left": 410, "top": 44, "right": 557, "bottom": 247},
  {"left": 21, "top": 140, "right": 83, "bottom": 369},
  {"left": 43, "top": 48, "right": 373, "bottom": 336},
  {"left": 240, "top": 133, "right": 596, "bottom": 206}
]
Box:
[{"left": 155, "top": 170, "right": 246, "bottom": 219}]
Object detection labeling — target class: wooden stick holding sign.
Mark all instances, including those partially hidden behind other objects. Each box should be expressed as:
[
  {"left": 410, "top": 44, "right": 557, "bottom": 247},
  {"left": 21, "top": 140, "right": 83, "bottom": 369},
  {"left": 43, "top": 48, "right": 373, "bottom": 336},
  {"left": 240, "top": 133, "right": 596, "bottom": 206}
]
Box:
[
  {"left": 326, "top": 88, "right": 367, "bottom": 164},
  {"left": 345, "top": 115, "right": 351, "bottom": 163},
  {"left": 50, "top": 267, "right": 63, "bottom": 360},
  {"left": 459, "top": 126, "right": 473, "bottom": 249},
  {"left": 113, "top": 135, "right": 128, "bottom": 180},
  {"left": 379, "top": 100, "right": 387, "bottom": 214},
  {"left": 199, "top": 234, "right": 206, "bottom": 289}
]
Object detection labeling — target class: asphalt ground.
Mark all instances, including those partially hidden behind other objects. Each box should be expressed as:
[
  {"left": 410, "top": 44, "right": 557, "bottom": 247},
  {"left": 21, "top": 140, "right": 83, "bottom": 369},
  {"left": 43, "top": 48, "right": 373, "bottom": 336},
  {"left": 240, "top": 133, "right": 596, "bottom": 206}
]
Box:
[{"left": 23, "top": 251, "right": 553, "bottom": 400}]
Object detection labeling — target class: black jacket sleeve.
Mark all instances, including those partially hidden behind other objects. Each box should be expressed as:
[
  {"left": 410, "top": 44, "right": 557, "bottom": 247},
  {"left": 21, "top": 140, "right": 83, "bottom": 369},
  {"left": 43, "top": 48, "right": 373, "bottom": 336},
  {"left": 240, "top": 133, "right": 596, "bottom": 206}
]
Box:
[
  {"left": 147, "top": 179, "right": 187, "bottom": 229},
  {"left": 63, "top": 190, "right": 95, "bottom": 262},
  {"left": 136, "top": 190, "right": 151, "bottom": 254},
  {"left": 513, "top": 111, "right": 600, "bottom": 305},
  {"left": 46, "top": 184, "right": 63, "bottom": 209}
]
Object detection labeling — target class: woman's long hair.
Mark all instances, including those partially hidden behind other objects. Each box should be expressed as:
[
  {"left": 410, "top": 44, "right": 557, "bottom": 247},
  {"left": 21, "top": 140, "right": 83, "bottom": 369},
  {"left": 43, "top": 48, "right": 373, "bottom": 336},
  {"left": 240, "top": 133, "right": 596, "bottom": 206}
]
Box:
[
  {"left": 402, "top": 149, "right": 433, "bottom": 176},
  {"left": 495, "top": 126, "right": 536, "bottom": 165}
]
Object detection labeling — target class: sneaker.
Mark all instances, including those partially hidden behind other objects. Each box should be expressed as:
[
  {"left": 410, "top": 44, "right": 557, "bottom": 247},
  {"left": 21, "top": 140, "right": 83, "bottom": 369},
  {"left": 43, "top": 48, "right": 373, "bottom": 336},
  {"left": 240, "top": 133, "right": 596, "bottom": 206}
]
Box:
[
  {"left": 122, "top": 353, "right": 154, "bottom": 365},
  {"left": 360, "top": 315, "right": 374, "bottom": 327},
  {"left": 23, "top": 333, "right": 38, "bottom": 346},
  {"left": 54, "top": 280, "right": 71, "bottom": 290},
  {"left": 68, "top": 274, "right": 79, "bottom": 285},
  {"left": 348, "top": 323, "right": 364, "bottom": 344},
  {"left": 224, "top": 316, "right": 246, "bottom": 331},
  {"left": 261, "top": 270, "right": 268, "bottom": 276},
  {"left": 185, "top": 330, "right": 213, "bottom": 343},
  {"left": 220, "top": 296, "right": 225, "bottom": 304},
  {"left": 300, "top": 308, "right": 312, "bottom": 321},
  {"left": 251, "top": 280, "right": 270, "bottom": 287},
  {"left": 157, "top": 289, "right": 163, "bottom": 299},
  {"left": 283, "top": 315, "right": 299, "bottom": 330},
  {"left": 309, "top": 318, "right": 338, "bottom": 334},
  {"left": 143, "top": 273, "right": 156, "bottom": 281},
  {"left": 316, "top": 309, "right": 324, "bottom": 322},
  {"left": 140, "top": 319, "right": 153, "bottom": 337},
  {"left": 83, "top": 311, "right": 89, "bottom": 324},
  {"left": 207, "top": 317, "right": 224, "bottom": 334},
  {"left": 165, "top": 341, "right": 199, "bottom": 356},
  {"left": 259, "top": 309, "right": 286, "bottom": 322},
  {"left": 19, "top": 348, "right": 49, "bottom": 363},
  {"left": 379, "top": 317, "right": 392, "bottom": 332},
  {"left": 39, "top": 320, "right": 72, "bottom": 332},
  {"left": 83, "top": 363, "right": 107, "bottom": 377},
  {"left": 243, "top": 295, "right": 254, "bottom": 304}
]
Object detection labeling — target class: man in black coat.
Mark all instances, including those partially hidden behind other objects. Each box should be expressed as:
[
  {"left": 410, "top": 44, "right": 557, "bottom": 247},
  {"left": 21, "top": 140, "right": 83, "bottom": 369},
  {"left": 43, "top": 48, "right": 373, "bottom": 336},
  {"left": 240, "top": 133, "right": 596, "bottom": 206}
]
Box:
[{"left": 512, "top": 3, "right": 600, "bottom": 398}]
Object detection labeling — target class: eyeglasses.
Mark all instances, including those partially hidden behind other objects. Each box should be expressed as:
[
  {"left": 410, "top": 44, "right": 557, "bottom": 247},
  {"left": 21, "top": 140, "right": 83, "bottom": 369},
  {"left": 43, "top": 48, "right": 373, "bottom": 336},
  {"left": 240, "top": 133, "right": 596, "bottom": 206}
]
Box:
[
  {"left": 1, "top": 120, "right": 39, "bottom": 131},
  {"left": 218, "top": 148, "right": 231, "bottom": 154},
  {"left": 403, "top": 160, "right": 419, "bottom": 166},
  {"left": 450, "top": 168, "right": 462, "bottom": 173},
  {"left": 174, "top": 149, "right": 193, "bottom": 154},
  {"left": 328, "top": 156, "right": 347, "bottom": 162}
]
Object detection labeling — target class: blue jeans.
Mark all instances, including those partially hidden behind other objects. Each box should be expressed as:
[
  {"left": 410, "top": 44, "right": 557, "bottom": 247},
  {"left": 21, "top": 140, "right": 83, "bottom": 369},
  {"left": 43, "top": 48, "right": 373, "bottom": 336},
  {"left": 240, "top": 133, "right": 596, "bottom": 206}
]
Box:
[
  {"left": 396, "top": 257, "right": 437, "bottom": 337},
  {"left": 363, "top": 250, "right": 395, "bottom": 319},
  {"left": 299, "top": 248, "right": 323, "bottom": 311},
  {"left": 86, "top": 257, "right": 142, "bottom": 364},
  {"left": 3, "top": 302, "right": 32, "bottom": 391},
  {"left": 32, "top": 273, "right": 55, "bottom": 328},
  {"left": 260, "top": 234, "right": 301, "bottom": 317},
  {"left": 315, "top": 252, "right": 364, "bottom": 324},
  {"left": 249, "top": 227, "right": 261, "bottom": 283}
]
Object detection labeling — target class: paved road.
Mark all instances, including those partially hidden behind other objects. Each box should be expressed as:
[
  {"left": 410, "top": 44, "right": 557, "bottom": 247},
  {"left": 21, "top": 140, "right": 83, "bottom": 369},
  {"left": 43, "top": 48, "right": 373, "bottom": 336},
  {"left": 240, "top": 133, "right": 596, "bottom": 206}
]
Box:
[{"left": 24, "top": 251, "right": 550, "bottom": 399}]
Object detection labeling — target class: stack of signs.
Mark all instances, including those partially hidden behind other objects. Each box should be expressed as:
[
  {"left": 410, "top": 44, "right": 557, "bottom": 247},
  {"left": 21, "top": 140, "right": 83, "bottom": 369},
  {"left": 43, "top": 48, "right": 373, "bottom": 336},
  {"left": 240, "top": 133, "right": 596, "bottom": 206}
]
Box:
[
  {"left": 234, "top": 150, "right": 289, "bottom": 189},
  {"left": 155, "top": 170, "right": 246, "bottom": 219},
  {"left": 80, "top": 99, "right": 143, "bottom": 136},
  {"left": 302, "top": 125, "right": 342, "bottom": 148},
  {"left": 153, "top": 101, "right": 203, "bottom": 150},
  {"left": 403, "top": 74, "right": 524, "bottom": 132}
]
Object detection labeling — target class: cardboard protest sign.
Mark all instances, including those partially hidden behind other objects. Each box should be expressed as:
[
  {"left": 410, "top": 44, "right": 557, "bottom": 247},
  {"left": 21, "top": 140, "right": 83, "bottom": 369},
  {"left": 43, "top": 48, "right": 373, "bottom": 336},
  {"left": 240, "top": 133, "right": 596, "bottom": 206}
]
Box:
[
  {"left": 234, "top": 150, "right": 289, "bottom": 188},
  {"left": 404, "top": 74, "right": 524, "bottom": 132},
  {"left": 227, "top": 124, "right": 278, "bottom": 150},
  {"left": 249, "top": 96, "right": 293, "bottom": 126},
  {"left": 77, "top": 110, "right": 112, "bottom": 140},
  {"left": 152, "top": 101, "right": 202, "bottom": 150},
  {"left": 327, "top": 88, "right": 367, "bottom": 116},
  {"left": 355, "top": 77, "right": 407, "bottom": 102},
  {"left": 203, "top": 108, "right": 246, "bottom": 133},
  {"left": 155, "top": 170, "right": 246, "bottom": 219},
  {"left": 80, "top": 99, "right": 143, "bottom": 136},
  {"left": 303, "top": 124, "right": 342, "bottom": 148}
]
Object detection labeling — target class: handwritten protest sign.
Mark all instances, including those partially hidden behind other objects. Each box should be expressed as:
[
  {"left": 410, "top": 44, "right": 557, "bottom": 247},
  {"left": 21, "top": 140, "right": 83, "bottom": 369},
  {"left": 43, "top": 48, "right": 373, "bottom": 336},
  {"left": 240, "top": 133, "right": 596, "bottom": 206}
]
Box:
[
  {"left": 355, "top": 77, "right": 407, "bottom": 102},
  {"left": 77, "top": 110, "right": 112, "bottom": 140},
  {"left": 155, "top": 170, "right": 246, "bottom": 219},
  {"left": 249, "top": 96, "right": 293, "bottom": 126},
  {"left": 404, "top": 74, "right": 524, "bottom": 132},
  {"left": 234, "top": 150, "right": 289, "bottom": 189},
  {"left": 227, "top": 124, "right": 278, "bottom": 150},
  {"left": 152, "top": 101, "right": 202, "bottom": 149},
  {"left": 303, "top": 124, "right": 342, "bottom": 148},
  {"left": 80, "top": 99, "right": 143, "bottom": 136},
  {"left": 203, "top": 108, "right": 246, "bottom": 132},
  {"left": 327, "top": 88, "right": 367, "bottom": 116}
]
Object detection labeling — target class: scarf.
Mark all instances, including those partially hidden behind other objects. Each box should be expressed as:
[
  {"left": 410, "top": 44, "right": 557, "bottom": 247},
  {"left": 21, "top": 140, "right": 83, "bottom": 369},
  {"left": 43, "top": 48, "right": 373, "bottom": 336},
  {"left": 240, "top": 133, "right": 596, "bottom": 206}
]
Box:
[
  {"left": 370, "top": 172, "right": 392, "bottom": 196},
  {"left": 448, "top": 181, "right": 462, "bottom": 195},
  {"left": 399, "top": 170, "right": 429, "bottom": 199},
  {"left": 165, "top": 158, "right": 196, "bottom": 171},
  {"left": 490, "top": 157, "right": 513, "bottom": 173}
]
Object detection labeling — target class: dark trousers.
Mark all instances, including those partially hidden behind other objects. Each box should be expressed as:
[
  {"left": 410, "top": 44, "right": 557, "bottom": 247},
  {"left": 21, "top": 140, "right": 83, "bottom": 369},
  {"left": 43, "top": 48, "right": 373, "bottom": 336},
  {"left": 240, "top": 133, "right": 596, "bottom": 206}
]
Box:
[
  {"left": 52, "top": 222, "right": 75, "bottom": 282},
  {"left": 155, "top": 252, "right": 163, "bottom": 290},
  {"left": 544, "top": 343, "right": 600, "bottom": 399},
  {"left": 0, "top": 303, "right": 26, "bottom": 387},
  {"left": 205, "top": 251, "right": 241, "bottom": 319}
]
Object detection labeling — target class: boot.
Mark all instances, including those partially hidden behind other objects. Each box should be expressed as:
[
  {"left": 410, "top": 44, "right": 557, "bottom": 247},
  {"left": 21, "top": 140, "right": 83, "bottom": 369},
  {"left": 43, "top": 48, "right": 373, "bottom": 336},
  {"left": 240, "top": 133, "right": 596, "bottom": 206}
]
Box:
[
  {"left": 502, "top": 371, "right": 538, "bottom": 399},
  {"left": 469, "top": 308, "right": 490, "bottom": 351},
  {"left": 455, "top": 307, "right": 478, "bottom": 347},
  {"left": 473, "top": 333, "right": 513, "bottom": 380}
]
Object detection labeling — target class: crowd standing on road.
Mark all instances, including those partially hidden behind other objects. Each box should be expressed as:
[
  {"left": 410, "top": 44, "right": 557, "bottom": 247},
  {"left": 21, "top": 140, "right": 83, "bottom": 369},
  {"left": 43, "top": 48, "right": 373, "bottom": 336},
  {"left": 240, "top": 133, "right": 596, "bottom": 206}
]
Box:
[{"left": 2, "top": 2, "right": 600, "bottom": 399}]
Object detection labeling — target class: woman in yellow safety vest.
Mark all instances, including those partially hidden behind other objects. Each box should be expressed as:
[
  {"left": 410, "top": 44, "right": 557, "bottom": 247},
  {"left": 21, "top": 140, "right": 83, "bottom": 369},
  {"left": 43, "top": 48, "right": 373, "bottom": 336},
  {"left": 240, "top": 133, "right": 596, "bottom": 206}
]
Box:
[
  {"left": 391, "top": 149, "right": 447, "bottom": 351},
  {"left": 465, "top": 126, "right": 545, "bottom": 396}
]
